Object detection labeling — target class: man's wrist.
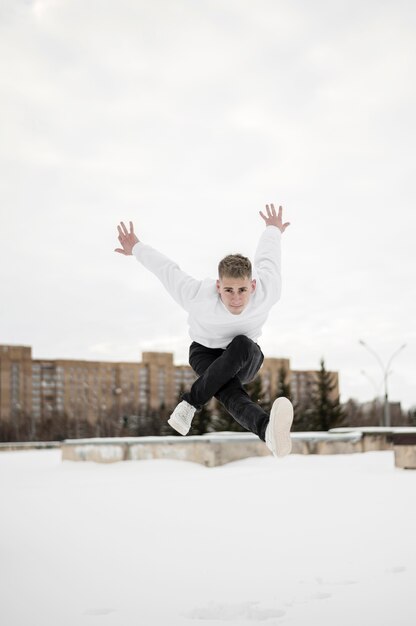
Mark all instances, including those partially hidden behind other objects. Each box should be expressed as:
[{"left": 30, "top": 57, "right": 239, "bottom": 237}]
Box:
[{"left": 132, "top": 241, "right": 142, "bottom": 255}]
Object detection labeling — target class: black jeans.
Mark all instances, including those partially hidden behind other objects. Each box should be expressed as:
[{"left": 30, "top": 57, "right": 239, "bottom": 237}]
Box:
[{"left": 182, "top": 335, "right": 269, "bottom": 441}]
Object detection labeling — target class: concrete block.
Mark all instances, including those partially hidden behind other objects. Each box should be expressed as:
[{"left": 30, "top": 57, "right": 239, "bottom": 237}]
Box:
[
  {"left": 61, "top": 431, "right": 365, "bottom": 466},
  {"left": 291, "top": 432, "right": 363, "bottom": 455},
  {"left": 394, "top": 445, "right": 416, "bottom": 469},
  {"left": 62, "top": 440, "right": 127, "bottom": 463}
]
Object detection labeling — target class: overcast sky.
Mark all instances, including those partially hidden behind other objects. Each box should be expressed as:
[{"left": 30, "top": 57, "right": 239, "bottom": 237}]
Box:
[{"left": 1, "top": 0, "right": 415, "bottom": 408}]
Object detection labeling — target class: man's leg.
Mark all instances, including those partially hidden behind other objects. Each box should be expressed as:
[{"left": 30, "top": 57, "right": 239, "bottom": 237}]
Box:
[
  {"left": 182, "top": 335, "right": 264, "bottom": 409},
  {"left": 182, "top": 336, "right": 269, "bottom": 440},
  {"left": 170, "top": 337, "right": 292, "bottom": 451},
  {"left": 215, "top": 377, "right": 269, "bottom": 440},
  {"left": 168, "top": 342, "right": 222, "bottom": 435}
]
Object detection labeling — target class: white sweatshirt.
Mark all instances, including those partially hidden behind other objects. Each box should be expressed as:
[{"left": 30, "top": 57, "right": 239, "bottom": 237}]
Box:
[{"left": 132, "top": 225, "right": 282, "bottom": 349}]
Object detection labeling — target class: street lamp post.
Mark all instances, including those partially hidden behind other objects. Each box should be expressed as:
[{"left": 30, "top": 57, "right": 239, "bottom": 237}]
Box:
[
  {"left": 358, "top": 340, "right": 407, "bottom": 427},
  {"left": 360, "top": 369, "right": 382, "bottom": 398}
]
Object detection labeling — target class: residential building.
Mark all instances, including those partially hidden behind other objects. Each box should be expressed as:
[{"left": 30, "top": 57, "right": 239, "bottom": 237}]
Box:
[{"left": 0, "top": 344, "right": 339, "bottom": 430}]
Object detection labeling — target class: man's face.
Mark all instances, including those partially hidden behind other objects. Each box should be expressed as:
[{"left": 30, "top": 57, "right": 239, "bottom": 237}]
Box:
[{"left": 216, "top": 275, "right": 256, "bottom": 315}]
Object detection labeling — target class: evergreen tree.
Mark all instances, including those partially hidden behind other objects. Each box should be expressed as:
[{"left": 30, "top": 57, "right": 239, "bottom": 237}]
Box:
[
  {"left": 408, "top": 406, "right": 416, "bottom": 427},
  {"left": 308, "top": 358, "right": 345, "bottom": 430},
  {"left": 275, "top": 365, "right": 313, "bottom": 432},
  {"left": 293, "top": 404, "right": 317, "bottom": 431},
  {"left": 292, "top": 380, "right": 315, "bottom": 432},
  {"left": 276, "top": 365, "right": 291, "bottom": 401}
]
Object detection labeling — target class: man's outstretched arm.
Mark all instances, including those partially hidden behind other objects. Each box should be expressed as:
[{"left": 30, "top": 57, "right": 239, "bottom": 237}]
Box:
[
  {"left": 115, "top": 220, "right": 202, "bottom": 310},
  {"left": 254, "top": 203, "right": 290, "bottom": 302}
]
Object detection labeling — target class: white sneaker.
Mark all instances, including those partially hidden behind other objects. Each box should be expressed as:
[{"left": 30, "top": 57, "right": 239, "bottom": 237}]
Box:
[
  {"left": 265, "top": 397, "right": 294, "bottom": 458},
  {"left": 168, "top": 400, "right": 196, "bottom": 436}
]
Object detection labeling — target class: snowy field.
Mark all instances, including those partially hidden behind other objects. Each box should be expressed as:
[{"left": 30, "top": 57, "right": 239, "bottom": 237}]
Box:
[{"left": 1, "top": 449, "right": 415, "bottom": 626}]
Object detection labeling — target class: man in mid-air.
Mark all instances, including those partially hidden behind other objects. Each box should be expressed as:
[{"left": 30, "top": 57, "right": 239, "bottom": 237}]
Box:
[{"left": 115, "top": 203, "right": 293, "bottom": 457}]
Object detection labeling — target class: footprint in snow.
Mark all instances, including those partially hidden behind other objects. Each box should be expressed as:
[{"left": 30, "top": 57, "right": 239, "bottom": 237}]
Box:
[
  {"left": 312, "top": 577, "right": 358, "bottom": 587},
  {"left": 185, "top": 601, "right": 286, "bottom": 621},
  {"left": 84, "top": 608, "right": 116, "bottom": 616},
  {"left": 386, "top": 566, "right": 407, "bottom": 574},
  {"left": 312, "top": 592, "right": 332, "bottom": 601}
]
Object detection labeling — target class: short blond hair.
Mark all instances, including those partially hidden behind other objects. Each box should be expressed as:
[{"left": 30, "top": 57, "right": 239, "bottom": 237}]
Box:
[{"left": 218, "top": 254, "right": 252, "bottom": 280}]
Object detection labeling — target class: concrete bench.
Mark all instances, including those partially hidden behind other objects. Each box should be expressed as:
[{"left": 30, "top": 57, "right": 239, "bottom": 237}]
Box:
[
  {"left": 61, "top": 434, "right": 269, "bottom": 467},
  {"left": 0, "top": 441, "right": 61, "bottom": 452},
  {"left": 329, "top": 427, "right": 416, "bottom": 452},
  {"left": 292, "top": 431, "right": 362, "bottom": 455},
  {"left": 61, "top": 430, "right": 364, "bottom": 467},
  {"left": 392, "top": 432, "right": 416, "bottom": 469}
]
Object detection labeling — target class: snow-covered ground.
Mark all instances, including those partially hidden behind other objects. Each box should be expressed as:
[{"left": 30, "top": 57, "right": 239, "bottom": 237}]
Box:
[{"left": 1, "top": 449, "right": 415, "bottom": 626}]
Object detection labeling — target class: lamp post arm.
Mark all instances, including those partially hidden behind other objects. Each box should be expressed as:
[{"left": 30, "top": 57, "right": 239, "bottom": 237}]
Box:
[
  {"left": 359, "top": 341, "right": 386, "bottom": 376},
  {"left": 386, "top": 344, "right": 407, "bottom": 375}
]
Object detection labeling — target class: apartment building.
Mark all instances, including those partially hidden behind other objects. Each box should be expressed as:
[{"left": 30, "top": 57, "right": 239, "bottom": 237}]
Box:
[
  {"left": 0, "top": 344, "right": 338, "bottom": 426},
  {"left": 0, "top": 345, "right": 33, "bottom": 421},
  {"left": 0, "top": 345, "right": 198, "bottom": 425},
  {"left": 290, "top": 369, "right": 339, "bottom": 406},
  {"left": 260, "top": 357, "right": 339, "bottom": 406}
]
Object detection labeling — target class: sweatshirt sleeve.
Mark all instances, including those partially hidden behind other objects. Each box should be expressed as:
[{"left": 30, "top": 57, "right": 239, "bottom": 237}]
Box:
[
  {"left": 253, "top": 225, "right": 282, "bottom": 303},
  {"left": 132, "top": 241, "right": 202, "bottom": 311}
]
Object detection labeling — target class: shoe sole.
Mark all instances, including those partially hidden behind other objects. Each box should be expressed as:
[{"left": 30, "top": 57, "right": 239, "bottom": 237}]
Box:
[
  {"left": 269, "top": 397, "right": 293, "bottom": 457},
  {"left": 167, "top": 416, "right": 190, "bottom": 436}
]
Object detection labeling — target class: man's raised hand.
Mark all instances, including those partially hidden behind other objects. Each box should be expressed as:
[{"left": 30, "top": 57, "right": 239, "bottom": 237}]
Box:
[
  {"left": 259, "top": 204, "right": 290, "bottom": 233},
  {"left": 114, "top": 221, "right": 139, "bottom": 256}
]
